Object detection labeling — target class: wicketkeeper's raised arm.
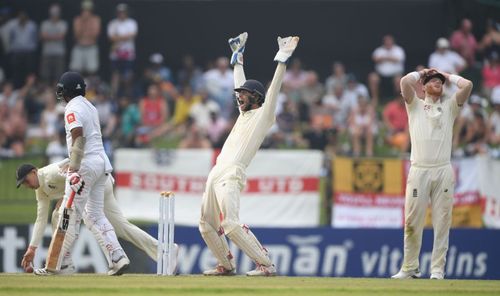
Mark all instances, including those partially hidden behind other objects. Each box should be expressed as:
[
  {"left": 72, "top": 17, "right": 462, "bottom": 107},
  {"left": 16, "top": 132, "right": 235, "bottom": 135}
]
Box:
[
  {"left": 229, "top": 32, "right": 248, "bottom": 89},
  {"left": 262, "top": 36, "right": 300, "bottom": 119}
]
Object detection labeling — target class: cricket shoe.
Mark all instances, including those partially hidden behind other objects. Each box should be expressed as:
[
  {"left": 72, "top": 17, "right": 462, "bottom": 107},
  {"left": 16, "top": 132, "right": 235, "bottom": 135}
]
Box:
[
  {"left": 391, "top": 269, "right": 421, "bottom": 279},
  {"left": 246, "top": 264, "right": 277, "bottom": 277},
  {"left": 203, "top": 264, "right": 236, "bottom": 276},
  {"left": 33, "top": 264, "right": 76, "bottom": 276},
  {"left": 108, "top": 255, "right": 130, "bottom": 276},
  {"left": 430, "top": 272, "right": 444, "bottom": 280}
]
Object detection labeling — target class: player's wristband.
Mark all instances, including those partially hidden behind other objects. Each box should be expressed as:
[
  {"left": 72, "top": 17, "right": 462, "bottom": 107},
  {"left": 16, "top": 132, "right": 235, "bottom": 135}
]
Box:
[
  {"left": 449, "top": 74, "right": 462, "bottom": 85},
  {"left": 28, "top": 245, "right": 37, "bottom": 251},
  {"left": 409, "top": 71, "right": 420, "bottom": 81}
]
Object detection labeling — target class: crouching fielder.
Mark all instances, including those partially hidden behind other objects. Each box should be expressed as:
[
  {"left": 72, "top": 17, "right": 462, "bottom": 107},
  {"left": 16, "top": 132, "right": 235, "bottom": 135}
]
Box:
[
  {"left": 17, "top": 159, "right": 159, "bottom": 274},
  {"left": 392, "top": 68, "right": 472, "bottom": 280},
  {"left": 199, "top": 32, "right": 299, "bottom": 276}
]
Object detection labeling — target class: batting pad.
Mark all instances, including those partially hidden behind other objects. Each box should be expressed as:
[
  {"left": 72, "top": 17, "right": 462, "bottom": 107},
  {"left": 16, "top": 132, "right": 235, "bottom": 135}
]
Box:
[
  {"left": 227, "top": 225, "right": 272, "bottom": 266},
  {"left": 200, "top": 224, "right": 235, "bottom": 270}
]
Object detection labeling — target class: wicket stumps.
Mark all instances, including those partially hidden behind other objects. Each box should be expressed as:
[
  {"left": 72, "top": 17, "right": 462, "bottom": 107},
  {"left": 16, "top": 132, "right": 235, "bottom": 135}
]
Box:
[{"left": 158, "top": 191, "right": 175, "bottom": 275}]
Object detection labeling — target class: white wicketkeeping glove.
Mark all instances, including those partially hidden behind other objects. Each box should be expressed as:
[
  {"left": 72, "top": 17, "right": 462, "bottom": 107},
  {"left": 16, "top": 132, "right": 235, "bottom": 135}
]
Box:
[
  {"left": 67, "top": 172, "right": 85, "bottom": 195},
  {"left": 228, "top": 32, "right": 248, "bottom": 66},
  {"left": 274, "top": 36, "right": 300, "bottom": 63}
]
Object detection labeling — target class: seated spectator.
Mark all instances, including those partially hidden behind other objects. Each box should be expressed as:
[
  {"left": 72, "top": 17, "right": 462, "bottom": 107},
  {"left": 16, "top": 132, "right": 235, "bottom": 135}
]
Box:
[
  {"left": 463, "top": 111, "right": 488, "bottom": 156},
  {"left": 172, "top": 85, "right": 201, "bottom": 126},
  {"left": 143, "top": 52, "right": 177, "bottom": 101},
  {"left": 454, "top": 94, "right": 488, "bottom": 150},
  {"left": 383, "top": 95, "right": 409, "bottom": 153},
  {"left": 0, "top": 98, "right": 26, "bottom": 157},
  {"left": 179, "top": 122, "right": 211, "bottom": 149},
  {"left": 0, "top": 81, "right": 19, "bottom": 107},
  {"left": 177, "top": 54, "right": 204, "bottom": 92},
  {"left": 46, "top": 127, "right": 67, "bottom": 163},
  {"left": 206, "top": 111, "right": 228, "bottom": 145},
  {"left": 348, "top": 96, "right": 376, "bottom": 157},
  {"left": 189, "top": 88, "right": 220, "bottom": 129},
  {"left": 325, "top": 61, "right": 347, "bottom": 95},
  {"left": 136, "top": 83, "right": 168, "bottom": 144},
  {"left": 118, "top": 96, "right": 140, "bottom": 147},
  {"left": 40, "top": 87, "right": 63, "bottom": 139},
  {"left": 488, "top": 87, "right": 500, "bottom": 149},
  {"left": 202, "top": 57, "right": 233, "bottom": 118},
  {"left": 302, "top": 118, "right": 329, "bottom": 151},
  {"left": 344, "top": 74, "right": 369, "bottom": 106},
  {"left": 300, "top": 71, "right": 324, "bottom": 106},
  {"left": 283, "top": 58, "right": 308, "bottom": 95},
  {"left": 368, "top": 35, "right": 405, "bottom": 102},
  {"left": 482, "top": 51, "right": 500, "bottom": 98},
  {"left": 428, "top": 38, "right": 466, "bottom": 74}
]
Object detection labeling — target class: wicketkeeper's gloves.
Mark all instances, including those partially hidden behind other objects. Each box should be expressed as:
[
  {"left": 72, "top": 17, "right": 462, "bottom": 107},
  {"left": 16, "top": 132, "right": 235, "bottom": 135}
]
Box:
[
  {"left": 228, "top": 32, "right": 248, "bottom": 66},
  {"left": 274, "top": 36, "right": 300, "bottom": 63}
]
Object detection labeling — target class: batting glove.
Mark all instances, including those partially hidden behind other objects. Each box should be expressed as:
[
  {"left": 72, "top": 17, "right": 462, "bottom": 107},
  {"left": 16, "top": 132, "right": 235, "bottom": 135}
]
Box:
[
  {"left": 67, "top": 171, "right": 85, "bottom": 195},
  {"left": 228, "top": 32, "right": 248, "bottom": 66},
  {"left": 274, "top": 36, "right": 300, "bottom": 63}
]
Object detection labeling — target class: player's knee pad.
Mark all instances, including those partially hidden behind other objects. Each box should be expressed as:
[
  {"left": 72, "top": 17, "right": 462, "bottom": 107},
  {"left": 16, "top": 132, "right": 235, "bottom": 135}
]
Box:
[{"left": 221, "top": 219, "right": 240, "bottom": 235}]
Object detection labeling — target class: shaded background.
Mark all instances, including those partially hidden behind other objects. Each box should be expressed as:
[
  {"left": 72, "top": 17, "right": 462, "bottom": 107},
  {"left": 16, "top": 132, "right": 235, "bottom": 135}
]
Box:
[{"left": 2, "top": 0, "right": 498, "bottom": 83}]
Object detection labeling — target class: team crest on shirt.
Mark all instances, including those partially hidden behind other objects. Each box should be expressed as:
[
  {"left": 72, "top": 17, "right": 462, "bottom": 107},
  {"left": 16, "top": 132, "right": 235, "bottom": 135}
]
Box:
[{"left": 66, "top": 113, "right": 76, "bottom": 124}]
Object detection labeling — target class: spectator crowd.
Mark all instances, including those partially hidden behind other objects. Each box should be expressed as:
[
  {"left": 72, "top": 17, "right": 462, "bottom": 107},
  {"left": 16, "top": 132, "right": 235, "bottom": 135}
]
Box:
[{"left": 1, "top": 1, "right": 499, "bottom": 163}]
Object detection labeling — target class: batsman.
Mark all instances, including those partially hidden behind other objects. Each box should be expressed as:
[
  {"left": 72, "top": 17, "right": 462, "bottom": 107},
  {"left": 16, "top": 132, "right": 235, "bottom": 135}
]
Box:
[{"left": 199, "top": 32, "right": 299, "bottom": 276}]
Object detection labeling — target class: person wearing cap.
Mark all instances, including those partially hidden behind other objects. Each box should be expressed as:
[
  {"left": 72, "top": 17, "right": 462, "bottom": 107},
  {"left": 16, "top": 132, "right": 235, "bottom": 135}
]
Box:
[
  {"left": 70, "top": 0, "right": 101, "bottom": 76},
  {"left": 392, "top": 68, "right": 473, "bottom": 280},
  {"left": 199, "top": 33, "right": 299, "bottom": 276},
  {"left": 17, "top": 159, "right": 164, "bottom": 275},
  {"left": 428, "top": 37, "right": 466, "bottom": 75}
]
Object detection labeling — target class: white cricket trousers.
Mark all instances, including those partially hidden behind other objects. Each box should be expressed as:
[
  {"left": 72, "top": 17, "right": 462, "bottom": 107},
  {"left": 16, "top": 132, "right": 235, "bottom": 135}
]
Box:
[
  {"left": 103, "top": 176, "right": 158, "bottom": 261},
  {"left": 62, "top": 154, "right": 124, "bottom": 267},
  {"left": 401, "top": 164, "right": 455, "bottom": 275}
]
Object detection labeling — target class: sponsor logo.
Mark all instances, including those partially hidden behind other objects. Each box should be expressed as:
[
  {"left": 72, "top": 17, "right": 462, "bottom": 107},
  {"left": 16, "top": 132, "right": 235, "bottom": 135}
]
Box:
[{"left": 66, "top": 113, "right": 76, "bottom": 124}]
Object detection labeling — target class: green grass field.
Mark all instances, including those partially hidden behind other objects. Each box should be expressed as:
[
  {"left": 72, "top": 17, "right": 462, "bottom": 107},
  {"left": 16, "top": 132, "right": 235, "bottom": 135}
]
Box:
[{"left": 0, "top": 274, "right": 499, "bottom": 296}]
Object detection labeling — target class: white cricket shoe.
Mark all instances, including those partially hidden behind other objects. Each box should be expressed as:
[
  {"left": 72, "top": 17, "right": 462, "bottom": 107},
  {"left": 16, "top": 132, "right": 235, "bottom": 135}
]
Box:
[
  {"left": 33, "top": 264, "right": 75, "bottom": 276},
  {"left": 108, "top": 255, "right": 130, "bottom": 276},
  {"left": 246, "top": 264, "right": 277, "bottom": 277},
  {"left": 391, "top": 269, "right": 421, "bottom": 279},
  {"left": 430, "top": 272, "right": 444, "bottom": 280},
  {"left": 203, "top": 264, "right": 236, "bottom": 276}
]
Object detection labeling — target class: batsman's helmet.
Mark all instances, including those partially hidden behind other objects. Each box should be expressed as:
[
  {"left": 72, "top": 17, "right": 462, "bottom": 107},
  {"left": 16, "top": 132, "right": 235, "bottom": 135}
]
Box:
[
  {"left": 56, "top": 72, "right": 86, "bottom": 100},
  {"left": 234, "top": 79, "right": 266, "bottom": 105}
]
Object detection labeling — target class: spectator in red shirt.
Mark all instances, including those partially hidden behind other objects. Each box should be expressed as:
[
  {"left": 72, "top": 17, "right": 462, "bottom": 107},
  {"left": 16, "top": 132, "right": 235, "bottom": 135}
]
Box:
[
  {"left": 383, "top": 95, "right": 409, "bottom": 153},
  {"left": 482, "top": 51, "right": 500, "bottom": 97}
]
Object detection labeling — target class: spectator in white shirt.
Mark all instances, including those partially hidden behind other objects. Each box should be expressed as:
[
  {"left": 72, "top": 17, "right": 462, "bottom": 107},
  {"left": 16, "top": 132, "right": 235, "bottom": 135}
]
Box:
[{"left": 428, "top": 38, "right": 466, "bottom": 74}]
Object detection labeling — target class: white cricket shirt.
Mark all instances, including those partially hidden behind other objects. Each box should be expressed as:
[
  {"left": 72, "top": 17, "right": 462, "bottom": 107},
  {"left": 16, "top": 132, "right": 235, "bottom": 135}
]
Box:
[
  {"left": 30, "top": 159, "right": 68, "bottom": 247},
  {"left": 406, "top": 95, "right": 460, "bottom": 167},
  {"left": 216, "top": 64, "right": 286, "bottom": 168},
  {"left": 64, "top": 96, "right": 112, "bottom": 172}
]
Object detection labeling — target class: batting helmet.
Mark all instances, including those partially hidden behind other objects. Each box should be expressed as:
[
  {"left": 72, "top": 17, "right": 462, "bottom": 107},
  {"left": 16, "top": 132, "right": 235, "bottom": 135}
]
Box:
[
  {"left": 56, "top": 72, "right": 86, "bottom": 100},
  {"left": 234, "top": 79, "right": 266, "bottom": 104}
]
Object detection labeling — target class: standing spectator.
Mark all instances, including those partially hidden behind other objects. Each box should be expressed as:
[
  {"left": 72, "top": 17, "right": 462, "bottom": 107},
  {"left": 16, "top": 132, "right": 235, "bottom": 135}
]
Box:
[
  {"left": 368, "top": 35, "right": 405, "bottom": 102},
  {"left": 450, "top": 18, "right": 478, "bottom": 67},
  {"left": 428, "top": 38, "right": 466, "bottom": 74},
  {"left": 39, "top": 4, "right": 67, "bottom": 85},
  {"left": 478, "top": 19, "right": 500, "bottom": 61},
  {"left": 70, "top": 0, "right": 101, "bottom": 76},
  {"left": 202, "top": 57, "right": 233, "bottom": 118},
  {"left": 107, "top": 3, "right": 138, "bottom": 98},
  {"left": 481, "top": 51, "right": 500, "bottom": 97},
  {"left": 6, "top": 10, "right": 37, "bottom": 88},
  {"left": 383, "top": 95, "right": 409, "bottom": 153}
]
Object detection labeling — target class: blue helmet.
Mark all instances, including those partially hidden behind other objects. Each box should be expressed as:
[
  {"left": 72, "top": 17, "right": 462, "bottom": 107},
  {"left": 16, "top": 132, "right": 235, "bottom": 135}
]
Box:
[
  {"left": 234, "top": 79, "right": 266, "bottom": 105},
  {"left": 56, "top": 72, "right": 86, "bottom": 100}
]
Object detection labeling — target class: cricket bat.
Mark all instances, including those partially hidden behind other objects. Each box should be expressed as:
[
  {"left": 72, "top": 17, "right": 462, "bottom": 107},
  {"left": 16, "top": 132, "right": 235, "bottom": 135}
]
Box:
[{"left": 45, "top": 190, "right": 76, "bottom": 272}]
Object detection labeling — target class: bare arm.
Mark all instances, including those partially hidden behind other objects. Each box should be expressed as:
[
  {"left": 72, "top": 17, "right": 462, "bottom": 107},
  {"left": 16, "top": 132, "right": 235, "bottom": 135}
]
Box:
[
  {"left": 69, "top": 127, "right": 84, "bottom": 172},
  {"left": 440, "top": 72, "right": 473, "bottom": 106}
]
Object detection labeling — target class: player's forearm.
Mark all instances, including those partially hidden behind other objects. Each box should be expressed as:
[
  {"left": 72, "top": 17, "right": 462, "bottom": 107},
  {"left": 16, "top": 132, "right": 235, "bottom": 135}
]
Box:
[
  {"left": 69, "top": 136, "right": 84, "bottom": 171},
  {"left": 262, "top": 62, "right": 287, "bottom": 118},
  {"left": 30, "top": 199, "right": 50, "bottom": 247},
  {"left": 449, "top": 74, "right": 473, "bottom": 105},
  {"left": 400, "top": 72, "right": 419, "bottom": 102},
  {"left": 234, "top": 64, "right": 246, "bottom": 89}
]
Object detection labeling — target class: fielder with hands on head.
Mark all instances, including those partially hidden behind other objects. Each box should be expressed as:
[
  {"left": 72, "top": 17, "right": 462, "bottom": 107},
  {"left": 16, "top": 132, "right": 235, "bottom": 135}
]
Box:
[
  {"left": 33, "top": 72, "right": 130, "bottom": 276},
  {"left": 199, "top": 32, "right": 299, "bottom": 276},
  {"left": 17, "top": 159, "right": 164, "bottom": 274},
  {"left": 392, "top": 68, "right": 473, "bottom": 279}
]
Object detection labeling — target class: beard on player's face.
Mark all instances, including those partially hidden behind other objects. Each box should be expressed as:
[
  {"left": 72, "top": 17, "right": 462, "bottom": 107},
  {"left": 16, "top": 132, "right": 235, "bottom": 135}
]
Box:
[
  {"left": 425, "top": 79, "right": 443, "bottom": 97},
  {"left": 237, "top": 90, "right": 255, "bottom": 111}
]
